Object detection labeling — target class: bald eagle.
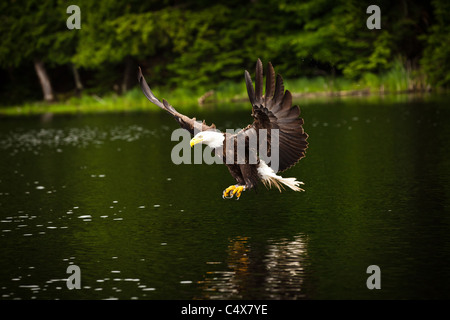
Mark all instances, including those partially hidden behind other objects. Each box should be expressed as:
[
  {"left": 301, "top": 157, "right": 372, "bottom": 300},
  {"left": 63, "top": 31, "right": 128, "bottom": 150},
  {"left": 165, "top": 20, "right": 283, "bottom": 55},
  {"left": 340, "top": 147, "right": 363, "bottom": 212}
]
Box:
[{"left": 138, "top": 59, "right": 308, "bottom": 200}]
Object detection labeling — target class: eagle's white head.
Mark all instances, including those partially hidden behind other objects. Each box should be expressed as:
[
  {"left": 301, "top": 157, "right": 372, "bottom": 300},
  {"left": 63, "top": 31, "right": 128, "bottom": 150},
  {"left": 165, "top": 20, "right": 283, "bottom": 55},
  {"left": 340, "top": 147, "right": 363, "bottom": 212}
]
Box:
[{"left": 190, "top": 130, "right": 224, "bottom": 149}]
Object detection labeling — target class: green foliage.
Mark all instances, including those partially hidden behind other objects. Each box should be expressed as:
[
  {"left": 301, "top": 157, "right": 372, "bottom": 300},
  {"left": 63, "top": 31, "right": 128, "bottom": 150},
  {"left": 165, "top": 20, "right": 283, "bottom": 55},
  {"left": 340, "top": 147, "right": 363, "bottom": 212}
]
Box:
[
  {"left": 420, "top": 0, "right": 450, "bottom": 87},
  {"left": 72, "top": 1, "right": 178, "bottom": 67},
  {"left": 164, "top": 2, "right": 297, "bottom": 89},
  {"left": 0, "top": 0, "right": 76, "bottom": 66},
  {"left": 0, "top": 0, "right": 448, "bottom": 108}
]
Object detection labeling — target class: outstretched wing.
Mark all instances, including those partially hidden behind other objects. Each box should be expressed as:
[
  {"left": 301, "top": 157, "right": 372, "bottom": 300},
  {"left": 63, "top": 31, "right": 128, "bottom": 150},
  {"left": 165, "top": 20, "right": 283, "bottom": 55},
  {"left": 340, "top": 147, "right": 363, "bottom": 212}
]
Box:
[
  {"left": 138, "top": 67, "right": 216, "bottom": 135},
  {"left": 240, "top": 59, "right": 308, "bottom": 172}
]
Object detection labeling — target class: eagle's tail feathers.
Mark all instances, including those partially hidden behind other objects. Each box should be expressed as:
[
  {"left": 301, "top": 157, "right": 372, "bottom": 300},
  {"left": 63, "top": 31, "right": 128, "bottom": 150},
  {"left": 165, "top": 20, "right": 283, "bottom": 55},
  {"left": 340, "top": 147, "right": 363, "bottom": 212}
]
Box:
[{"left": 257, "top": 160, "right": 304, "bottom": 192}]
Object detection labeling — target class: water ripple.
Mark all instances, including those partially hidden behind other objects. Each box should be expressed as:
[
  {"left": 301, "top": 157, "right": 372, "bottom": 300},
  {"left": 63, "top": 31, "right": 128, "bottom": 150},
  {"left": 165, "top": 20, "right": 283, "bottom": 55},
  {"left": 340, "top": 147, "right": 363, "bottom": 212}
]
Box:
[{"left": 0, "top": 125, "right": 154, "bottom": 153}]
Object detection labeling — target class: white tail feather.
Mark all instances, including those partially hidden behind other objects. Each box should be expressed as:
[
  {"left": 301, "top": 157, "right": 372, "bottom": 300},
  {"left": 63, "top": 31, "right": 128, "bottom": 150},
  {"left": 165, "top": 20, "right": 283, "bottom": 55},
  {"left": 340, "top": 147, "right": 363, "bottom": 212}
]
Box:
[{"left": 257, "top": 160, "right": 304, "bottom": 192}]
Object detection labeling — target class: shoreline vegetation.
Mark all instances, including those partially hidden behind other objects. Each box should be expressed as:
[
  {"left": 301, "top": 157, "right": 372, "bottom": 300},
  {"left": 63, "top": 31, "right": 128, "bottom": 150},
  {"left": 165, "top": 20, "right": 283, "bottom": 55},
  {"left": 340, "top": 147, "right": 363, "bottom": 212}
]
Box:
[
  {"left": 0, "top": 63, "right": 441, "bottom": 117},
  {"left": 2, "top": 2, "right": 449, "bottom": 117}
]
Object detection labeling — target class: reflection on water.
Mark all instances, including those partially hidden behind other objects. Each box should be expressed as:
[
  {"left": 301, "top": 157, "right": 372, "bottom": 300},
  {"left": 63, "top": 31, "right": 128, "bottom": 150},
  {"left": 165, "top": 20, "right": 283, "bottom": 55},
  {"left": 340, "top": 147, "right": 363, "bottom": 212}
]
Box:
[
  {"left": 198, "top": 236, "right": 250, "bottom": 299},
  {"left": 264, "top": 235, "right": 308, "bottom": 299},
  {"left": 198, "top": 235, "right": 308, "bottom": 299}
]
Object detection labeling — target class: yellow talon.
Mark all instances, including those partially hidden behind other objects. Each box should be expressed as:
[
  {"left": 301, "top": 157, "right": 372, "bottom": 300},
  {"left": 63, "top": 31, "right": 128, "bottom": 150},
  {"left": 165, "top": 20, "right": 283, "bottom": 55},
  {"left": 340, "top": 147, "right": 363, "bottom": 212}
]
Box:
[
  {"left": 223, "top": 185, "right": 246, "bottom": 199},
  {"left": 231, "top": 186, "right": 245, "bottom": 199},
  {"left": 223, "top": 185, "right": 237, "bottom": 198}
]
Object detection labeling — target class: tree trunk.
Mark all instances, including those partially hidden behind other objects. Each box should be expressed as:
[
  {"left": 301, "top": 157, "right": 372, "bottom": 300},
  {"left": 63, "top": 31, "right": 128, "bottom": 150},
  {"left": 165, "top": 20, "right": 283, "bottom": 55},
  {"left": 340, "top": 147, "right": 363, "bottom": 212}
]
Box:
[
  {"left": 71, "top": 63, "right": 83, "bottom": 95},
  {"left": 121, "top": 55, "right": 135, "bottom": 94},
  {"left": 34, "top": 59, "right": 54, "bottom": 102}
]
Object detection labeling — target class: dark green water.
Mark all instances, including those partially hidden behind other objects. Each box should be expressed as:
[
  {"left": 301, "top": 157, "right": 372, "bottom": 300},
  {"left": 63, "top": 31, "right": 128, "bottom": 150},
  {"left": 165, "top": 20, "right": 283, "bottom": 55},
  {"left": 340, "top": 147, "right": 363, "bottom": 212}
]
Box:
[{"left": 1, "top": 94, "right": 450, "bottom": 300}]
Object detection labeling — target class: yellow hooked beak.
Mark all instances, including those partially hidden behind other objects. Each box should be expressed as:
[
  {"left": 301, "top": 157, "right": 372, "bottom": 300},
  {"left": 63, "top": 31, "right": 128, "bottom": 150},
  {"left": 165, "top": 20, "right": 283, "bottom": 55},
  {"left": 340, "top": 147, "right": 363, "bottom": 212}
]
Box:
[{"left": 190, "top": 137, "right": 203, "bottom": 147}]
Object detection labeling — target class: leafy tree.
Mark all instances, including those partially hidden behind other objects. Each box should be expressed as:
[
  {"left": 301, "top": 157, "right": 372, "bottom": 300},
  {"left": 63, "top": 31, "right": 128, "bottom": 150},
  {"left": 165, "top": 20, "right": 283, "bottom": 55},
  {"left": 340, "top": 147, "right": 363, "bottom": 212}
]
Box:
[
  {"left": 276, "top": 0, "right": 432, "bottom": 79},
  {"left": 0, "top": 0, "right": 448, "bottom": 105},
  {"left": 72, "top": 1, "right": 180, "bottom": 92},
  {"left": 421, "top": 0, "right": 450, "bottom": 87},
  {"left": 0, "top": 0, "right": 79, "bottom": 101},
  {"left": 165, "top": 1, "right": 301, "bottom": 89}
]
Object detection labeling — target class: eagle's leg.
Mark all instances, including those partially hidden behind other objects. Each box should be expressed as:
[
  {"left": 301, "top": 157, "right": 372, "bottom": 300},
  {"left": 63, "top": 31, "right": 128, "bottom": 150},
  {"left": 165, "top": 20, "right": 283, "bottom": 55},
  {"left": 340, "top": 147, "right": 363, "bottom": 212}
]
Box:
[{"left": 222, "top": 184, "right": 246, "bottom": 200}]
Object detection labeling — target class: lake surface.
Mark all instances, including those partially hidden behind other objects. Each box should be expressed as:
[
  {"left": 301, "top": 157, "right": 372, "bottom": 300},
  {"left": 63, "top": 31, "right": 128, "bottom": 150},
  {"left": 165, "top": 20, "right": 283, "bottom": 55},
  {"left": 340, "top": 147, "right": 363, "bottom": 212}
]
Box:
[{"left": 1, "top": 93, "right": 450, "bottom": 300}]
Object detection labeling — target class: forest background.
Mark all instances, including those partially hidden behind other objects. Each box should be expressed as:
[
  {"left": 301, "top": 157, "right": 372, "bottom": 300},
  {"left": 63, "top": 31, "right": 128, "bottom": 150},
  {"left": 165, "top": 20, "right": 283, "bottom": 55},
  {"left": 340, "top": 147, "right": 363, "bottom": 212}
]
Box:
[{"left": 0, "top": 0, "right": 448, "bottom": 114}]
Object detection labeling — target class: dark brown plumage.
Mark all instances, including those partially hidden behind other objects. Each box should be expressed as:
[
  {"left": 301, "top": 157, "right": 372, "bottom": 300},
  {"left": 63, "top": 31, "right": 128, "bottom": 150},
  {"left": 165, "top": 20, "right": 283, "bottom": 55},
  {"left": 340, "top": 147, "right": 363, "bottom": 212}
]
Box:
[
  {"left": 138, "top": 59, "right": 308, "bottom": 199},
  {"left": 239, "top": 59, "right": 308, "bottom": 172},
  {"left": 138, "top": 66, "right": 216, "bottom": 134}
]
